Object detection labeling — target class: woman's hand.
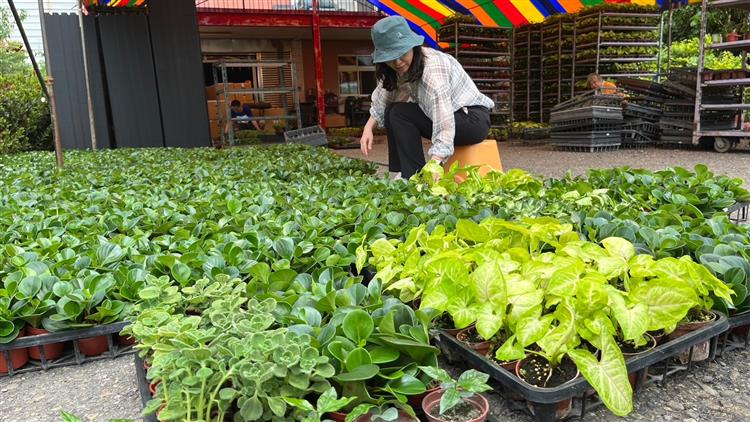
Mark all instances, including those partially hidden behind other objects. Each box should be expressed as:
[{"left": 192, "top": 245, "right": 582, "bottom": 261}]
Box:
[{"left": 360, "top": 127, "right": 374, "bottom": 156}]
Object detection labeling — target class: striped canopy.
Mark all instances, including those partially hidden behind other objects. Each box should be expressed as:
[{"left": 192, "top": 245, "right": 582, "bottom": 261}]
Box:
[
  {"left": 369, "top": 0, "right": 697, "bottom": 47},
  {"left": 81, "top": 0, "right": 147, "bottom": 7}
]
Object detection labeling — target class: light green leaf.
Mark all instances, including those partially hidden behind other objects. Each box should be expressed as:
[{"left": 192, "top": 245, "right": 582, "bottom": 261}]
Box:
[
  {"left": 601, "top": 237, "right": 636, "bottom": 261},
  {"left": 568, "top": 334, "right": 632, "bottom": 416}
]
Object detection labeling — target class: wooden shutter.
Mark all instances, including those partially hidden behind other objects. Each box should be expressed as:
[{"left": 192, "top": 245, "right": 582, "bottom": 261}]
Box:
[{"left": 257, "top": 51, "right": 293, "bottom": 108}]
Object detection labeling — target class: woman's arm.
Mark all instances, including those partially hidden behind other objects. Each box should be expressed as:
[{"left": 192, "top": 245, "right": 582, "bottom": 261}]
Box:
[{"left": 422, "top": 65, "right": 454, "bottom": 161}]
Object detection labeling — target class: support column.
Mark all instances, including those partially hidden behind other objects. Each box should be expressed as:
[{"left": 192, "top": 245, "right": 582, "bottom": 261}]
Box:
[{"left": 312, "top": 0, "right": 326, "bottom": 130}]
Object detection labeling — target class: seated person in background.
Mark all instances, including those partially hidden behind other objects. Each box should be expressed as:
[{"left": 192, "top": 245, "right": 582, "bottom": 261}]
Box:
[
  {"left": 587, "top": 73, "right": 619, "bottom": 95},
  {"left": 229, "top": 100, "right": 263, "bottom": 131}
]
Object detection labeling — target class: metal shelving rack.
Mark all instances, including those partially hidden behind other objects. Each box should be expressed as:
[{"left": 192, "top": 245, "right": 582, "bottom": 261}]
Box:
[
  {"left": 437, "top": 22, "right": 513, "bottom": 129},
  {"left": 692, "top": 0, "right": 750, "bottom": 152},
  {"left": 572, "top": 9, "right": 662, "bottom": 95},
  {"left": 541, "top": 15, "right": 574, "bottom": 122},
  {"left": 212, "top": 59, "right": 302, "bottom": 147},
  {"left": 512, "top": 23, "right": 543, "bottom": 122}
]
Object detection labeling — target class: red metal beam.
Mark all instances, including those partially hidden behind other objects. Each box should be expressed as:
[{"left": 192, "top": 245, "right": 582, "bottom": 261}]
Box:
[
  {"left": 196, "top": 10, "right": 380, "bottom": 28},
  {"left": 312, "top": 0, "right": 326, "bottom": 130}
]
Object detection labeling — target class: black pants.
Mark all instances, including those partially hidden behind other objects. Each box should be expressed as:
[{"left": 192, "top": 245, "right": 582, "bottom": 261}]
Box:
[{"left": 384, "top": 102, "right": 490, "bottom": 178}]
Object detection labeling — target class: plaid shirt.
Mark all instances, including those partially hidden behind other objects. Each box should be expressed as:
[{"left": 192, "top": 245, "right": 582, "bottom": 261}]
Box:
[{"left": 370, "top": 47, "right": 495, "bottom": 158}]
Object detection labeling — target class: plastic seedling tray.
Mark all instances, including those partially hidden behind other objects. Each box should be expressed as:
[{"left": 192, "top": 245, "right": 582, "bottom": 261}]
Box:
[
  {"left": 717, "top": 310, "right": 750, "bottom": 357},
  {"left": 284, "top": 125, "right": 327, "bottom": 147},
  {"left": 436, "top": 313, "right": 728, "bottom": 422},
  {"left": 622, "top": 120, "right": 659, "bottom": 137},
  {"left": 551, "top": 106, "right": 623, "bottom": 123},
  {"left": 552, "top": 121, "right": 623, "bottom": 133},
  {"left": 134, "top": 354, "right": 159, "bottom": 422},
  {"left": 551, "top": 131, "right": 622, "bottom": 144},
  {"left": 727, "top": 201, "right": 750, "bottom": 224},
  {"left": 621, "top": 130, "right": 654, "bottom": 147},
  {"left": 0, "top": 322, "right": 132, "bottom": 377},
  {"left": 623, "top": 103, "right": 662, "bottom": 121}
]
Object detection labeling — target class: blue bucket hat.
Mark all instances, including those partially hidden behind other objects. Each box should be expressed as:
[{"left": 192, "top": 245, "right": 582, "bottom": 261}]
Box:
[{"left": 371, "top": 16, "right": 424, "bottom": 64}]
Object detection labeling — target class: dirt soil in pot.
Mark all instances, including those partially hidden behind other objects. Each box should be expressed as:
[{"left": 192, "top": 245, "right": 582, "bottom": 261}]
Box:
[
  {"left": 518, "top": 355, "right": 577, "bottom": 388},
  {"left": 427, "top": 400, "right": 482, "bottom": 422}
]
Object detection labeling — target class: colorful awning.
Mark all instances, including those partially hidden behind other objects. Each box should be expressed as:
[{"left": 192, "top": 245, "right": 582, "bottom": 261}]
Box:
[
  {"left": 368, "top": 0, "right": 698, "bottom": 47},
  {"left": 81, "top": 0, "right": 147, "bottom": 8}
]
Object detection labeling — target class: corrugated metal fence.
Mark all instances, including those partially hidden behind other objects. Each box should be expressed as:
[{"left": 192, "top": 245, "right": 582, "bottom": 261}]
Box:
[{"left": 43, "top": 0, "right": 210, "bottom": 150}]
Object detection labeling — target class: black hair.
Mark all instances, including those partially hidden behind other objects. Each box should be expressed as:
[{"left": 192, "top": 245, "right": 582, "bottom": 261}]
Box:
[
  {"left": 375, "top": 46, "right": 425, "bottom": 91},
  {"left": 231, "top": 99, "right": 241, "bottom": 107}
]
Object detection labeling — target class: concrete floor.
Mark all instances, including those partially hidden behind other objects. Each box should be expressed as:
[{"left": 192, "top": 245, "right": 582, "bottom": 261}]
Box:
[{"left": 333, "top": 139, "right": 750, "bottom": 184}]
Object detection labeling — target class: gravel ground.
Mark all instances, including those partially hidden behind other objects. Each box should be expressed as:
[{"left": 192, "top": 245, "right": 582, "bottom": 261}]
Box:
[
  {"left": 0, "top": 355, "right": 142, "bottom": 422},
  {"left": 3, "top": 144, "right": 750, "bottom": 422},
  {"left": 334, "top": 141, "right": 750, "bottom": 184}
]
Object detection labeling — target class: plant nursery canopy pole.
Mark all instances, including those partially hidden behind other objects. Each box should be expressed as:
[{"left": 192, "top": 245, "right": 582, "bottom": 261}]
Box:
[
  {"left": 312, "top": 0, "right": 326, "bottom": 130},
  {"left": 78, "top": 2, "right": 98, "bottom": 150},
  {"left": 36, "top": 0, "right": 64, "bottom": 167}
]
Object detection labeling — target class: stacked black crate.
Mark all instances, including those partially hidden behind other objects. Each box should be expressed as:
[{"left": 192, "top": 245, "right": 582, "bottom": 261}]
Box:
[
  {"left": 618, "top": 78, "right": 665, "bottom": 147},
  {"left": 660, "top": 69, "right": 739, "bottom": 146},
  {"left": 549, "top": 92, "right": 624, "bottom": 151}
]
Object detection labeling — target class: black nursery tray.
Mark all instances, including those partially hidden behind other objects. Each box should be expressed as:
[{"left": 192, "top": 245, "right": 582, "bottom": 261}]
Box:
[
  {"left": 0, "top": 322, "right": 132, "bottom": 377},
  {"left": 435, "top": 313, "right": 729, "bottom": 422},
  {"left": 134, "top": 353, "right": 159, "bottom": 422}
]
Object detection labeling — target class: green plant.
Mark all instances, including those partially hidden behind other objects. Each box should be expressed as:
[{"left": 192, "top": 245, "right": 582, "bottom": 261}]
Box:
[
  {"left": 0, "top": 71, "right": 52, "bottom": 154},
  {"left": 0, "top": 7, "right": 28, "bottom": 75},
  {"left": 418, "top": 367, "right": 491, "bottom": 416},
  {"left": 283, "top": 387, "right": 356, "bottom": 422},
  {"left": 367, "top": 216, "right": 734, "bottom": 416}
]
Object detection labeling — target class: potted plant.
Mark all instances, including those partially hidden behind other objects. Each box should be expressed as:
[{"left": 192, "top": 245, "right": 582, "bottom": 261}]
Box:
[
  {"left": 43, "top": 268, "right": 126, "bottom": 357},
  {"left": 274, "top": 121, "right": 287, "bottom": 136},
  {"left": 0, "top": 297, "right": 28, "bottom": 373},
  {"left": 1, "top": 268, "right": 64, "bottom": 361},
  {"left": 283, "top": 387, "right": 356, "bottom": 422},
  {"left": 418, "top": 367, "right": 491, "bottom": 422},
  {"left": 619, "top": 333, "right": 657, "bottom": 389},
  {"left": 667, "top": 308, "right": 718, "bottom": 362},
  {"left": 727, "top": 29, "right": 740, "bottom": 42},
  {"left": 456, "top": 326, "right": 494, "bottom": 357}
]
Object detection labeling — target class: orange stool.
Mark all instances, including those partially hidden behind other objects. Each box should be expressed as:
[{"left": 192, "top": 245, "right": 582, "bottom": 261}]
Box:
[{"left": 443, "top": 139, "right": 503, "bottom": 182}]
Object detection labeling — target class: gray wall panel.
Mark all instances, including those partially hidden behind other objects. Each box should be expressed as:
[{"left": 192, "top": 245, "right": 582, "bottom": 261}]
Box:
[
  {"left": 82, "top": 15, "right": 112, "bottom": 149},
  {"left": 43, "top": 13, "right": 110, "bottom": 150},
  {"left": 43, "top": 13, "right": 90, "bottom": 150},
  {"left": 148, "top": 0, "right": 210, "bottom": 148},
  {"left": 99, "top": 14, "right": 163, "bottom": 148}
]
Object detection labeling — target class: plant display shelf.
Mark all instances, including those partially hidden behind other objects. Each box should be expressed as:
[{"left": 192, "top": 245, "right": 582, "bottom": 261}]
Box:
[
  {"left": 691, "top": 0, "right": 750, "bottom": 150},
  {"left": 541, "top": 18, "right": 575, "bottom": 121},
  {"left": 572, "top": 10, "right": 662, "bottom": 91},
  {"left": 513, "top": 24, "right": 544, "bottom": 122},
  {"left": 438, "top": 22, "right": 512, "bottom": 128},
  {"left": 436, "top": 313, "right": 728, "bottom": 422},
  {"left": 0, "top": 322, "right": 132, "bottom": 377}
]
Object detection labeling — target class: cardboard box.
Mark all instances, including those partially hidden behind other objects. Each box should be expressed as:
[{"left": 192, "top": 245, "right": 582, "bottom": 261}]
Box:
[
  {"left": 209, "top": 119, "right": 222, "bottom": 140},
  {"left": 207, "top": 100, "right": 230, "bottom": 120},
  {"left": 326, "top": 114, "right": 347, "bottom": 128}
]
